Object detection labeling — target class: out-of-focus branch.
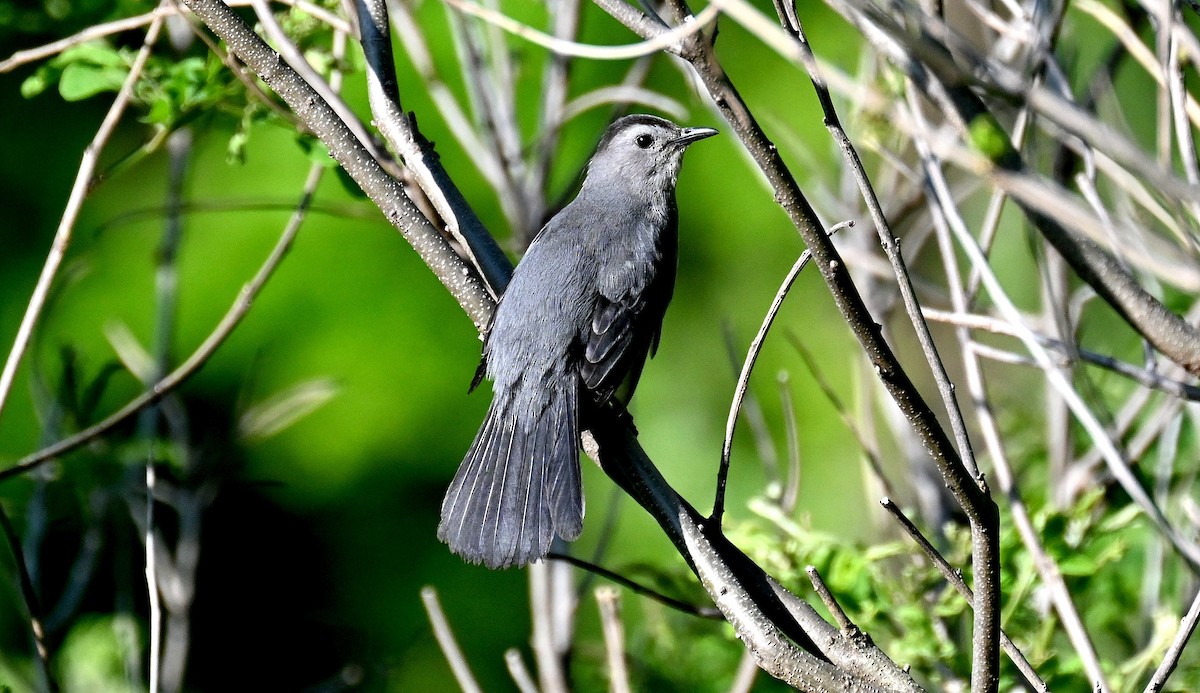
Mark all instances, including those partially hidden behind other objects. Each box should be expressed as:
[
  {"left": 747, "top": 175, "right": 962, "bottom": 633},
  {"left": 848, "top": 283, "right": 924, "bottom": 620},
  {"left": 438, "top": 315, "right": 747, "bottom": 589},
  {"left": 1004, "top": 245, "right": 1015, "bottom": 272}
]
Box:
[
  {"left": 421, "top": 587, "right": 483, "bottom": 693},
  {"left": 1144, "top": 585, "right": 1200, "bottom": 692},
  {"left": 0, "top": 504, "right": 55, "bottom": 692},
  {"left": 924, "top": 309, "right": 1200, "bottom": 401},
  {"left": 826, "top": 0, "right": 1200, "bottom": 378},
  {"left": 0, "top": 9, "right": 165, "bottom": 432},
  {"left": 596, "top": 587, "right": 633, "bottom": 693}
]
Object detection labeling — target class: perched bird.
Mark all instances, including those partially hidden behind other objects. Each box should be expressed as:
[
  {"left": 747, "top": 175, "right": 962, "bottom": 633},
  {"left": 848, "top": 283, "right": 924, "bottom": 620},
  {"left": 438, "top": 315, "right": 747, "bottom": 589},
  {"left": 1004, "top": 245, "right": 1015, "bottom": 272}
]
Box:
[{"left": 438, "top": 114, "right": 718, "bottom": 568}]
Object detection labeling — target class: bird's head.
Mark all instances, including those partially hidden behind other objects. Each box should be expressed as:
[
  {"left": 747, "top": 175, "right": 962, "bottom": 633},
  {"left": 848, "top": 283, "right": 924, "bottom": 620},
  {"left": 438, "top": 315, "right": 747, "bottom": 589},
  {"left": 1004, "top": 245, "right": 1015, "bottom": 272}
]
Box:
[{"left": 584, "top": 114, "right": 718, "bottom": 194}]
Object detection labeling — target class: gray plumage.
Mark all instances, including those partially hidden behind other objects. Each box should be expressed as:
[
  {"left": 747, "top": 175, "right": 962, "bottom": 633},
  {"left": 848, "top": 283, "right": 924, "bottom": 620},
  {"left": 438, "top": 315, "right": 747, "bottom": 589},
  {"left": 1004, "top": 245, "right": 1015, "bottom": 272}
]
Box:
[{"left": 438, "top": 114, "right": 717, "bottom": 569}]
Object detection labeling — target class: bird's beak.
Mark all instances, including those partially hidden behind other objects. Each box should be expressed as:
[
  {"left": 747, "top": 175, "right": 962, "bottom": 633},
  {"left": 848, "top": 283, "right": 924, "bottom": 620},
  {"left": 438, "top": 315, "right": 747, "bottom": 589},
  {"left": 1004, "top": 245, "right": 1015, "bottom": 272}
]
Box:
[{"left": 671, "top": 126, "right": 719, "bottom": 147}]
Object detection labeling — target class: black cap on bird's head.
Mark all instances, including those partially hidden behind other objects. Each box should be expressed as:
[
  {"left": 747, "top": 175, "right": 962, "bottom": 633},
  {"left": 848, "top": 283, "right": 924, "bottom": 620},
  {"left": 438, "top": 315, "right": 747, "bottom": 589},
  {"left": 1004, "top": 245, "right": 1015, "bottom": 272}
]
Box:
[{"left": 586, "top": 114, "right": 718, "bottom": 188}]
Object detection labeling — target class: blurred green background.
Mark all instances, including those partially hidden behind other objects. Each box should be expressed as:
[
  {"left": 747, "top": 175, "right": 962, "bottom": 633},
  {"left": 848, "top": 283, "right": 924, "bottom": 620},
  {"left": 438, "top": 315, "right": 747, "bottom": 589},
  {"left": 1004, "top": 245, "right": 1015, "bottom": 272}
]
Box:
[{"left": 0, "top": 0, "right": 1126, "bottom": 690}]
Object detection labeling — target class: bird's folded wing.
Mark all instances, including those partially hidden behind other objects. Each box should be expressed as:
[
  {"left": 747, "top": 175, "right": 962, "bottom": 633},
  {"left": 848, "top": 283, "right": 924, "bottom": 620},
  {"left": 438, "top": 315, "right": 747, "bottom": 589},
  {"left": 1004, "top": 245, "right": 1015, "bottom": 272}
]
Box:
[{"left": 581, "top": 291, "right": 647, "bottom": 402}]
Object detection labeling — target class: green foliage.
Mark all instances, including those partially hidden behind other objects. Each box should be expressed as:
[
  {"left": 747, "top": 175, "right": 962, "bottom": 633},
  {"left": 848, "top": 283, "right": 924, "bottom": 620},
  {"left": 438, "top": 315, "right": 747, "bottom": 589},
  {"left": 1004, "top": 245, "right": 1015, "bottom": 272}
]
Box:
[
  {"left": 21, "top": 38, "right": 243, "bottom": 129},
  {"left": 722, "top": 490, "right": 1200, "bottom": 691},
  {"left": 56, "top": 615, "right": 141, "bottom": 693}
]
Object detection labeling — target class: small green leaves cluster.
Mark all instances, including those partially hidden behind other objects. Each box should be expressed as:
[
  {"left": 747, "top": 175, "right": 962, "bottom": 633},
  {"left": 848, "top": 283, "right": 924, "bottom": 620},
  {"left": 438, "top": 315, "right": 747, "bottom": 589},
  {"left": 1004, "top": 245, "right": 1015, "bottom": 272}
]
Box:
[
  {"left": 716, "top": 488, "right": 1199, "bottom": 691},
  {"left": 22, "top": 40, "right": 242, "bottom": 128}
]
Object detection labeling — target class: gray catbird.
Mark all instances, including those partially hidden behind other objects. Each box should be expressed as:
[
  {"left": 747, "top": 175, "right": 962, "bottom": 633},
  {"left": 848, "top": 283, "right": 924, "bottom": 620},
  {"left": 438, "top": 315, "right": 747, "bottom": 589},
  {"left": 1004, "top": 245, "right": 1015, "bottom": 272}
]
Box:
[{"left": 438, "top": 114, "right": 718, "bottom": 568}]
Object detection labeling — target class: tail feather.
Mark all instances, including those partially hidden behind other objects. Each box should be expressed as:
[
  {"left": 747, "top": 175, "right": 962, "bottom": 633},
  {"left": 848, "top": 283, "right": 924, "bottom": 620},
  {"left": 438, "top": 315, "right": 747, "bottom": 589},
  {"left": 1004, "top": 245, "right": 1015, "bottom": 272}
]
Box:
[
  {"left": 549, "top": 383, "right": 583, "bottom": 533},
  {"left": 439, "top": 382, "right": 582, "bottom": 568}
]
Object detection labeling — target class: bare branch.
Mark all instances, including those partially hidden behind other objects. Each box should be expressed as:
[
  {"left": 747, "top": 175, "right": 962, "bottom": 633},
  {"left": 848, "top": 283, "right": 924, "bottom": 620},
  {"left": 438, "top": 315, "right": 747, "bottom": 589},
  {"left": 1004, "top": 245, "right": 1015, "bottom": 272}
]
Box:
[
  {"left": 504, "top": 649, "right": 540, "bottom": 693},
  {"left": 181, "top": 0, "right": 494, "bottom": 328},
  {"left": 716, "top": 250, "right": 814, "bottom": 523},
  {"left": 1144, "top": 586, "right": 1200, "bottom": 692},
  {"left": 0, "top": 503, "right": 56, "bottom": 692},
  {"left": 0, "top": 7, "right": 165, "bottom": 431},
  {"left": 804, "top": 566, "right": 852, "bottom": 633},
  {"left": 596, "top": 587, "right": 633, "bottom": 693},
  {"left": 420, "top": 586, "right": 483, "bottom": 693},
  {"left": 879, "top": 500, "right": 1048, "bottom": 692}
]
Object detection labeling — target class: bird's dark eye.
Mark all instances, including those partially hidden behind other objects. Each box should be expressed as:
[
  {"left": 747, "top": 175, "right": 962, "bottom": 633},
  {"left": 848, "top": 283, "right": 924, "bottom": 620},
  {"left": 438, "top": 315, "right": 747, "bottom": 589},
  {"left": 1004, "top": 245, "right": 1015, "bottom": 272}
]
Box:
[{"left": 635, "top": 133, "right": 653, "bottom": 149}]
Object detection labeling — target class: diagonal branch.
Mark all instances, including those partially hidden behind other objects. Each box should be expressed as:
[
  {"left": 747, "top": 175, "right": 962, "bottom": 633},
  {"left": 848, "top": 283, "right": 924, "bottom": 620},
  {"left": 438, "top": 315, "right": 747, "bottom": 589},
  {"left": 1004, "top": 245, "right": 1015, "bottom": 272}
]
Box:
[{"left": 592, "top": 1, "right": 1001, "bottom": 689}]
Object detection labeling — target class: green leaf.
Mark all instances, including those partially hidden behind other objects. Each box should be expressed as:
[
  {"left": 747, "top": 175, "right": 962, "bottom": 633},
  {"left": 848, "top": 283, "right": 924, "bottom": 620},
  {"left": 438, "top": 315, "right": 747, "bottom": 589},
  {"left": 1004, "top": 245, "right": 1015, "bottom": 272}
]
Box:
[
  {"left": 58, "top": 62, "right": 128, "bottom": 101},
  {"left": 57, "top": 615, "right": 141, "bottom": 693},
  {"left": 20, "top": 66, "right": 54, "bottom": 98}
]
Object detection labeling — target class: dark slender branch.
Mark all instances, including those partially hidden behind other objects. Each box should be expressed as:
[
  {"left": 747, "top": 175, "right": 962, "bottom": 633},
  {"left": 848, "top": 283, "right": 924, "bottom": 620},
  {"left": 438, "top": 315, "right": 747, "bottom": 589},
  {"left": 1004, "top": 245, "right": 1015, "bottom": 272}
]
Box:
[
  {"left": 547, "top": 552, "right": 723, "bottom": 618},
  {"left": 773, "top": 0, "right": 980, "bottom": 482},
  {"left": 0, "top": 503, "right": 56, "bottom": 692},
  {"left": 716, "top": 250, "right": 813, "bottom": 523},
  {"left": 880, "top": 499, "right": 1048, "bottom": 692},
  {"left": 594, "top": 3, "right": 998, "bottom": 688},
  {"left": 805, "top": 566, "right": 852, "bottom": 632},
  {"left": 357, "top": 0, "right": 513, "bottom": 295}
]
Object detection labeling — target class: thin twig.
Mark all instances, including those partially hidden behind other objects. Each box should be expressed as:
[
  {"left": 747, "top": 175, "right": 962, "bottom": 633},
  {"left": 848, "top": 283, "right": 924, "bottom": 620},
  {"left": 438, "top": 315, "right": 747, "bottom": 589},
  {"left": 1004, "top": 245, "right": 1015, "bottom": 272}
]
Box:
[
  {"left": 0, "top": 503, "right": 56, "bottom": 692},
  {"left": 805, "top": 565, "right": 853, "bottom": 632},
  {"left": 715, "top": 249, "right": 813, "bottom": 523},
  {"left": 0, "top": 0, "right": 352, "bottom": 73},
  {"left": 443, "top": 0, "right": 719, "bottom": 60},
  {"left": 420, "top": 586, "right": 483, "bottom": 693},
  {"left": 1144, "top": 586, "right": 1200, "bottom": 692},
  {"left": 923, "top": 308, "right": 1200, "bottom": 401},
  {"left": 879, "top": 499, "right": 1048, "bottom": 692},
  {"left": 547, "top": 552, "right": 722, "bottom": 618},
  {"left": 0, "top": 163, "right": 324, "bottom": 482},
  {"left": 504, "top": 649, "right": 540, "bottom": 693},
  {"left": 596, "top": 587, "right": 632, "bottom": 693},
  {"left": 0, "top": 8, "right": 165, "bottom": 430}
]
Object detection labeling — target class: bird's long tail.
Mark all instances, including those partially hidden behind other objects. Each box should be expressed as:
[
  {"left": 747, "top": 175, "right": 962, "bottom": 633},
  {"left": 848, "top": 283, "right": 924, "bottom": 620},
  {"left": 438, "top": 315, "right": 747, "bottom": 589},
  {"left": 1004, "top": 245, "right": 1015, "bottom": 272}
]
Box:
[{"left": 438, "top": 382, "right": 583, "bottom": 568}]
